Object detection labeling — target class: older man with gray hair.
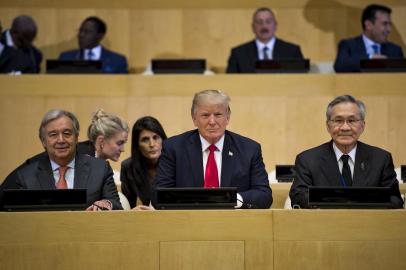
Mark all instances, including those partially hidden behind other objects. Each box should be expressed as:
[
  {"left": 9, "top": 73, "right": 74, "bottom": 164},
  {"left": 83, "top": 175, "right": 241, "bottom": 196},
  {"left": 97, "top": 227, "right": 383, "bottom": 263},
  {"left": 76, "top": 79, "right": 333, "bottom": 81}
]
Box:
[
  {"left": 14, "top": 109, "right": 122, "bottom": 210},
  {"left": 154, "top": 89, "right": 273, "bottom": 209},
  {"left": 289, "top": 95, "right": 403, "bottom": 208}
]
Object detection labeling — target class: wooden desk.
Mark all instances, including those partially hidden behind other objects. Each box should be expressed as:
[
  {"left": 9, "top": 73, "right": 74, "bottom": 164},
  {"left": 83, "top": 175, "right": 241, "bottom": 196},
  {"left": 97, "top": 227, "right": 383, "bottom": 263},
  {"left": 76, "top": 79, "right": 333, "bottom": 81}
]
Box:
[{"left": 1, "top": 210, "right": 405, "bottom": 270}]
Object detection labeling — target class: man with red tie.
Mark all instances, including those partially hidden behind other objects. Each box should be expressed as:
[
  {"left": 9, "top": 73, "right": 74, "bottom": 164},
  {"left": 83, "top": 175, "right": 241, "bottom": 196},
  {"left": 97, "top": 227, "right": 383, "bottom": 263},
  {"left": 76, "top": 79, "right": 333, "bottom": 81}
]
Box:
[
  {"left": 14, "top": 109, "right": 122, "bottom": 210},
  {"left": 154, "top": 90, "right": 273, "bottom": 208}
]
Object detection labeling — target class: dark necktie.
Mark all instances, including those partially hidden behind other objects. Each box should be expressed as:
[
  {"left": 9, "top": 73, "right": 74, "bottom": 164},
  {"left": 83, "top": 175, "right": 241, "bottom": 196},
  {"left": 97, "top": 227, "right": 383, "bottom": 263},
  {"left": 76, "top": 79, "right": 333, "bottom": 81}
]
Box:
[
  {"left": 204, "top": 144, "right": 219, "bottom": 188},
  {"left": 87, "top": 50, "right": 94, "bottom": 60},
  {"left": 340, "top": 155, "right": 352, "bottom": 187},
  {"left": 56, "top": 166, "right": 68, "bottom": 189},
  {"left": 372, "top": 44, "right": 380, "bottom": 55},
  {"left": 263, "top": 47, "right": 269, "bottom": 60}
]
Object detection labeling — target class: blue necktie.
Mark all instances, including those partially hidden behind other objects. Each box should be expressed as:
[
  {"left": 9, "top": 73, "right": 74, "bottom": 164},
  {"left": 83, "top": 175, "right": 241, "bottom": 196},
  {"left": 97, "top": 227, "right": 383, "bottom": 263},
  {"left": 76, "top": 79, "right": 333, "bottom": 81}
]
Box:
[
  {"left": 263, "top": 47, "right": 269, "bottom": 60},
  {"left": 87, "top": 50, "right": 94, "bottom": 60},
  {"left": 372, "top": 44, "right": 380, "bottom": 55}
]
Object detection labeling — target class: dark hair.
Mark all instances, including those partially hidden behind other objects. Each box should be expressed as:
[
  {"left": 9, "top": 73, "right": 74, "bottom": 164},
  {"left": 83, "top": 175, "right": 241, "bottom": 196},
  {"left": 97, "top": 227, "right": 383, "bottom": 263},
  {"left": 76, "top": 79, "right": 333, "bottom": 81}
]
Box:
[
  {"left": 83, "top": 16, "right": 107, "bottom": 34},
  {"left": 126, "top": 116, "right": 167, "bottom": 205},
  {"left": 361, "top": 4, "right": 391, "bottom": 30}
]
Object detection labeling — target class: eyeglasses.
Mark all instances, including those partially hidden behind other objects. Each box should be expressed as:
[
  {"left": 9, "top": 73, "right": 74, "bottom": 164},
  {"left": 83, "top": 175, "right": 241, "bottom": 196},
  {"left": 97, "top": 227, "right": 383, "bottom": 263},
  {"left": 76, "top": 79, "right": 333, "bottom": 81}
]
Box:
[{"left": 328, "top": 118, "right": 363, "bottom": 127}]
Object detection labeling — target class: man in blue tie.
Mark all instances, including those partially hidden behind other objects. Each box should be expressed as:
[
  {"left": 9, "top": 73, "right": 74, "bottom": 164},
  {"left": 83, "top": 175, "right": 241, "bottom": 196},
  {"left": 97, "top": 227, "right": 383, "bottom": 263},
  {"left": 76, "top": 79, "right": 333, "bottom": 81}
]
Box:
[
  {"left": 334, "top": 4, "right": 404, "bottom": 72},
  {"left": 59, "top": 16, "right": 128, "bottom": 74},
  {"left": 289, "top": 95, "right": 403, "bottom": 208}
]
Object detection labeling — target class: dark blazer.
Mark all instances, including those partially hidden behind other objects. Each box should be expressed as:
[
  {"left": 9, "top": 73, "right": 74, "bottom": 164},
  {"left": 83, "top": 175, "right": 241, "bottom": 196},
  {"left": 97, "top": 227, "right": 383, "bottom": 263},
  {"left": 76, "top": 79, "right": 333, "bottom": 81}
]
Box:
[
  {"left": 0, "top": 45, "right": 36, "bottom": 73},
  {"left": 120, "top": 158, "right": 152, "bottom": 208},
  {"left": 15, "top": 153, "right": 122, "bottom": 209},
  {"left": 334, "top": 35, "right": 404, "bottom": 73},
  {"left": 226, "top": 38, "right": 304, "bottom": 73},
  {"left": 289, "top": 141, "right": 403, "bottom": 208},
  {"left": 153, "top": 129, "right": 273, "bottom": 208},
  {"left": 59, "top": 46, "right": 128, "bottom": 74},
  {"left": 0, "top": 31, "right": 42, "bottom": 73}
]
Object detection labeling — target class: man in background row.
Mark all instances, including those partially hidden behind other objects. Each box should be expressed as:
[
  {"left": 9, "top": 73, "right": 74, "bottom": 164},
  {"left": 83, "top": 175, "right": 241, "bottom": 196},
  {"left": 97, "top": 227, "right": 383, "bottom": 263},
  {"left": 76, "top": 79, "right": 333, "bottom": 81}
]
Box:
[
  {"left": 289, "top": 95, "right": 403, "bottom": 208},
  {"left": 153, "top": 90, "right": 273, "bottom": 209},
  {"left": 334, "top": 4, "right": 404, "bottom": 72},
  {"left": 0, "top": 15, "right": 42, "bottom": 73},
  {"left": 226, "top": 7, "right": 304, "bottom": 73},
  {"left": 59, "top": 16, "right": 128, "bottom": 74}
]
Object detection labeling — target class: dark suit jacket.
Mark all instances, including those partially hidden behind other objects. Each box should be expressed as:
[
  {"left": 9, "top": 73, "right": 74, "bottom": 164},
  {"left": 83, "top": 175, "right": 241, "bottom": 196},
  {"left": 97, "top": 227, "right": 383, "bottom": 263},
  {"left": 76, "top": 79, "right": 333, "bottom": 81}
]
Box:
[
  {"left": 0, "top": 45, "right": 37, "bottom": 73},
  {"left": 289, "top": 141, "right": 403, "bottom": 208},
  {"left": 14, "top": 153, "right": 122, "bottom": 209},
  {"left": 0, "top": 31, "right": 42, "bottom": 73},
  {"left": 334, "top": 35, "right": 404, "bottom": 73},
  {"left": 226, "top": 38, "right": 304, "bottom": 73},
  {"left": 153, "top": 130, "right": 273, "bottom": 208},
  {"left": 120, "top": 158, "right": 152, "bottom": 208},
  {"left": 59, "top": 46, "right": 128, "bottom": 74}
]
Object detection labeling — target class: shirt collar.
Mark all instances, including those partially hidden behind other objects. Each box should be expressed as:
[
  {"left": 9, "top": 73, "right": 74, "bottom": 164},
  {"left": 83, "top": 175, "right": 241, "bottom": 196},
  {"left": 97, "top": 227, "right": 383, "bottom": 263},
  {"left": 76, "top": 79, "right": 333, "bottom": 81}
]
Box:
[
  {"left": 50, "top": 158, "right": 76, "bottom": 171},
  {"left": 199, "top": 134, "right": 225, "bottom": 153},
  {"left": 332, "top": 142, "right": 357, "bottom": 163},
  {"left": 84, "top": 45, "right": 102, "bottom": 60},
  {"left": 255, "top": 37, "right": 276, "bottom": 51},
  {"left": 362, "top": 34, "right": 381, "bottom": 50},
  {"left": 5, "top": 30, "right": 14, "bottom": 47}
]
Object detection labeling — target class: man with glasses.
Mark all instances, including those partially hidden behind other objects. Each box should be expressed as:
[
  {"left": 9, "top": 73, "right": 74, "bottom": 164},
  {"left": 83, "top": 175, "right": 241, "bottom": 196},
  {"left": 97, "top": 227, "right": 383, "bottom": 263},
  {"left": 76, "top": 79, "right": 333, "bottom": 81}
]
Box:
[{"left": 289, "top": 95, "right": 403, "bottom": 208}]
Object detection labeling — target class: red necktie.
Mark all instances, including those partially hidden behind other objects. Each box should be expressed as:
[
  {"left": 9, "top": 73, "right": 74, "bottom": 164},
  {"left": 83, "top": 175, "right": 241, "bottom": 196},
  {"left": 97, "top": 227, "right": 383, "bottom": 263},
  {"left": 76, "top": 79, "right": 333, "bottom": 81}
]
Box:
[
  {"left": 56, "top": 166, "right": 68, "bottom": 189},
  {"left": 204, "top": 144, "right": 219, "bottom": 188}
]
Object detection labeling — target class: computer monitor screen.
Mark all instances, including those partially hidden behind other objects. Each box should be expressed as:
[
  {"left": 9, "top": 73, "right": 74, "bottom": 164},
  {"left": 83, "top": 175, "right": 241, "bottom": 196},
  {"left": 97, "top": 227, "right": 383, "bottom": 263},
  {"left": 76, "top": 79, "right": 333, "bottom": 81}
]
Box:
[
  {"left": 151, "top": 59, "right": 206, "bottom": 74},
  {"left": 360, "top": 59, "right": 406, "bottom": 72},
  {"left": 2, "top": 189, "right": 87, "bottom": 211},
  {"left": 308, "top": 186, "right": 391, "bottom": 209},
  {"left": 256, "top": 59, "right": 310, "bottom": 73},
  {"left": 155, "top": 187, "right": 237, "bottom": 210},
  {"left": 46, "top": 60, "right": 102, "bottom": 74}
]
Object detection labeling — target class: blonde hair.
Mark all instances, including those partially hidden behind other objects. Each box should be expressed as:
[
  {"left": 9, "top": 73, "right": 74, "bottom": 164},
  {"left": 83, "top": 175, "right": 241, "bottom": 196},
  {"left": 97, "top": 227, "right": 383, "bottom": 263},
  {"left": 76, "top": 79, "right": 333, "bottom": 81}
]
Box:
[
  {"left": 87, "top": 109, "right": 129, "bottom": 143},
  {"left": 191, "top": 89, "right": 231, "bottom": 117}
]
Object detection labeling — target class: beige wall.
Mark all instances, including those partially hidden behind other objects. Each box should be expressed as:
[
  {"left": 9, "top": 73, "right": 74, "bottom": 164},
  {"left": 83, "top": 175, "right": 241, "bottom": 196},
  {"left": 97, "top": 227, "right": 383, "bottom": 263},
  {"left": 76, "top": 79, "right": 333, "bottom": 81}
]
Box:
[
  {"left": 1, "top": 74, "right": 406, "bottom": 181},
  {"left": 1, "top": 0, "right": 406, "bottom": 72}
]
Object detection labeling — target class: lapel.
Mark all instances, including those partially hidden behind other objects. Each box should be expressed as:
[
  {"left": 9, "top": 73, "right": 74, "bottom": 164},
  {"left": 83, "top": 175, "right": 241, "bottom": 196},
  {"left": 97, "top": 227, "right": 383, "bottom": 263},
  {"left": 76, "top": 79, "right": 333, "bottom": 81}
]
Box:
[
  {"left": 353, "top": 142, "right": 370, "bottom": 186},
  {"left": 186, "top": 131, "right": 204, "bottom": 187},
  {"left": 248, "top": 40, "right": 259, "bottom": 70},
  {"left": 356, "top": 36, "right": 369, "bottom": 59},
  {"left": 319, "top": 142, "right": 342, "bottom": 186},
  {"left": 221, "top": 132, "right": 236, "bottom": 187},
  {"left": 36, "top": 155, "right": 56, "bottom": 189},
  {"left": 73, "top": 154, "right": 91, "bottom": 189}
]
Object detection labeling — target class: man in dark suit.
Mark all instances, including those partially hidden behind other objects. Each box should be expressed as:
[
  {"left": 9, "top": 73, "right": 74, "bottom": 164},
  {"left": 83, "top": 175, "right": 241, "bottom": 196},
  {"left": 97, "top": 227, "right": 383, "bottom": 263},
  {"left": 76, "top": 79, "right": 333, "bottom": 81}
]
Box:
[
  {"left": 154, "top": 90, "right": 273, "bottom": 209},
  {"left": 13, "top": 109, "right": 122, "bottom": 210},
  {"left": 289, "top": 95, "right": 403, "bottom": 208},
  {"left": 226, "top": 7, "right": 303, "bottom": 73},
  {"left": 0, "top": 15, "right": 42, "bottom": 73},
  {"left": 59, "top": 16, "right": 128, "bottom": 74},
  {"left": 334, "top": 4, "right": 404, "bottom": 72}
]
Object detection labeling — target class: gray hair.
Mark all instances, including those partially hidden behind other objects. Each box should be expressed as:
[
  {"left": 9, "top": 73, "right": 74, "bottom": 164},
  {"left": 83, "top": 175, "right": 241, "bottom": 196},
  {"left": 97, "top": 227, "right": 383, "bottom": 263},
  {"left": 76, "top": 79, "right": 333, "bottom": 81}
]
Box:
[
  {"left": 39, "top": 109, "right": 80, "bottom": 140},
  {"left": 87, "top": 109, "right": 129, "bottom": 143},
  {"left": 191, "top": 89, "right": 231, "bottom": 117},
  {"left": 326, "top": 95, "right": 366, "bottom": 121}
]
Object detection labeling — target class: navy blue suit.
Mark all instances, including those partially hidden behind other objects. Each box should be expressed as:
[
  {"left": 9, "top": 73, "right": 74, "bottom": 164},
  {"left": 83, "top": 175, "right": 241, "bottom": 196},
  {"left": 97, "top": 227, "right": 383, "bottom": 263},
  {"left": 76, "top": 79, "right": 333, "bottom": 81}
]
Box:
[
  {"left": 334, "top": 35, "right": 404, "bottom": 72},
  {"left": 154, "top": 130, "right": 273, "bottom": 208},
  {"left": 59, "top": 46, "right": 128, "bottom": 74},
  {"left": 226, "top": 38, "right": 304, "bottom": 73},
  {"left": 289, "top": 141, "right": 403, "bottom": 209}
]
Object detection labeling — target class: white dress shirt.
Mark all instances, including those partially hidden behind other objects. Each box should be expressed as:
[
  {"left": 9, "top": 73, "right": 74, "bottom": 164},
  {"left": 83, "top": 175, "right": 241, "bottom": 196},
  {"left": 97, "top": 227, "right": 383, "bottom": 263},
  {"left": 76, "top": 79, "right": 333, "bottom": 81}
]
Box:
[
  {"left": 256, "top": 37, "right": 276, "bottom": 60},
  {"left": 362, "top": 34, "right": 381, "bottom": 58},
  {"left": 51, "top": 159, "right": 76, "bottom": 189},
  {"left": 84, "top": 45, "right": 102, "bottom": 60},
  {"left": 332, "top": 143, "right": 356, "bottom": 178}
]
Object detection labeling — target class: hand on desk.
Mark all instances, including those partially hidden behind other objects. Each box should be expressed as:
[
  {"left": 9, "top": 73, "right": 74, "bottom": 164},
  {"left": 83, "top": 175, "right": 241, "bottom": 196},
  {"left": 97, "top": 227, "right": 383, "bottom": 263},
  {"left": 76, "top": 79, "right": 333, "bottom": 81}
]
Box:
[
  {"left": 132, "top": 205, "right": 153, "bottom": 211},
  {"left": 86, "top": 199, "right": 113, "bottom": 211}
]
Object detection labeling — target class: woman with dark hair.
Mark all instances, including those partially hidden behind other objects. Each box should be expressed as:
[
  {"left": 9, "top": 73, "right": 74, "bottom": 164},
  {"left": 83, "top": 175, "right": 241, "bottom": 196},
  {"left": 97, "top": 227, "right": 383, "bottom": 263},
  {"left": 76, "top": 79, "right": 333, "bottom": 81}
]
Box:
[{"left": 120, "top": 116, "right": 167, "bottom": 209}]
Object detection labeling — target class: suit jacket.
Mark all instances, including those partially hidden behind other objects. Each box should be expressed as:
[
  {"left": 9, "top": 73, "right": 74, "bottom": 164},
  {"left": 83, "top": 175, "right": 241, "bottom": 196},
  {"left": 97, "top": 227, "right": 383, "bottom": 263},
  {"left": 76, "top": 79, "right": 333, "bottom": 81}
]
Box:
[
  {"left": 15, "top": 153, "right": 122, "bottom": 209},
  {"left": 59, "top": 46, "right": 128, "bottom": 74},
  {"left": 289, "top": 141, "right": 403, "bottom": 208},
  {"left": 334, "top": 35, "right": 404, "bottom": 73},
  {"left": 0, "top": 45, "right": 37, "bottom": 73},
  {"left": 0, "top": 31, "right": 42, "bottom": 73},
  {"left": 153, "top": 130, "right": 273, "bottom": 208},
  {"left": 120, "top": 157, "right": 152, "bottom": 208},
  {"left": 226, "top": 38, "right": 304, "bottom": 73}
]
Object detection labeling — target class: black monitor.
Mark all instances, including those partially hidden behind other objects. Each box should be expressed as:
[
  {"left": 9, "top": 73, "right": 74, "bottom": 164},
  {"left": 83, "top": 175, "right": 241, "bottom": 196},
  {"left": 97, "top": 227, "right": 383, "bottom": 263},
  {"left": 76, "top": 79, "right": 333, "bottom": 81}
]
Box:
[
  {"left": 151, "top": 59, "right": 206, "bottom": 74},
  {"left": 2, "top": 189, "right": 87, "bottom": 211},
  {"left": 401, "top": 165, "right": 406, "bottom": 183},
  {"left": 360, "top": 59, "right": 406, "bottom": 72},
  {"left": 275, "top": 165, "right": 295, "bottom": 182},
  {"left": 46, "top": 60, "right": 102, "bottom": 74},
  {"left": 308, "top": 186, "right": 392, "bottom": 209},
  {"left": 255, "top": 59, "right": 310, "bottom": 73},
  {"left": 155, "top": 187, "right": 237, "bottom": 210}
]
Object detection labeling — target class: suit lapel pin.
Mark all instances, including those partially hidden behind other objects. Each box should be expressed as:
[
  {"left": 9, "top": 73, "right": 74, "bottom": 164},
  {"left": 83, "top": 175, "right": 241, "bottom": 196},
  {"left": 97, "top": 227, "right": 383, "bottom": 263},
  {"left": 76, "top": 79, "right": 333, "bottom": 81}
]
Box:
[{"left": 229, "top": 151, "right": 233, "bottom": 156}]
